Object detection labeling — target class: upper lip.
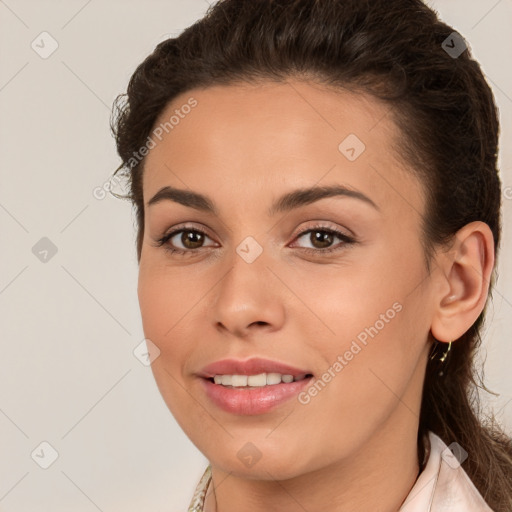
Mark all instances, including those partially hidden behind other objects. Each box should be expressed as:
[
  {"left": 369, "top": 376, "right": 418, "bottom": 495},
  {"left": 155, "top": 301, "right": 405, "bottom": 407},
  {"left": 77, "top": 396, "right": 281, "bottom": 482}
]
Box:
[{"left": 197, "top": 357, "right": 313, "bottom": 379}]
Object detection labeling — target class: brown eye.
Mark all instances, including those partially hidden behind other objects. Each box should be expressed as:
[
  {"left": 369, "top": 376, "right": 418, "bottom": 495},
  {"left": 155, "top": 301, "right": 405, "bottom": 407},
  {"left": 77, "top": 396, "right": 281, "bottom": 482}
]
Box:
[
  {"left": 292, "top": 226, "right": 355, "bottom": 254},
  {"left": 308, "top": 230, "right": 335, "bottom": 249},
  {"left": 179, "top": 230, "right": 205, "bottom": 249},
  {"left": 156, "top": 227, "right": 217, "bottom": 255}
]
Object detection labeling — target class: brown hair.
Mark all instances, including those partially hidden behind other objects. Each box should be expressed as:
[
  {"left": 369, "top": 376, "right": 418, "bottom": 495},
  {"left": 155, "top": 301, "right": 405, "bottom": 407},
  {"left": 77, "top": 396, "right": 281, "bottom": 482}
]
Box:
[{"left": 110, "top": 0, "right": 512, "bottom": 508}]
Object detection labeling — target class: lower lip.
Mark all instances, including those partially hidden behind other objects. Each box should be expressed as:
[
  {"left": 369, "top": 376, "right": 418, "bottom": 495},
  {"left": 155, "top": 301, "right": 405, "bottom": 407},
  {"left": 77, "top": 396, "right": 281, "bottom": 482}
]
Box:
[{"left": 200, "top": 376, "right": 313, "bottom": 415}]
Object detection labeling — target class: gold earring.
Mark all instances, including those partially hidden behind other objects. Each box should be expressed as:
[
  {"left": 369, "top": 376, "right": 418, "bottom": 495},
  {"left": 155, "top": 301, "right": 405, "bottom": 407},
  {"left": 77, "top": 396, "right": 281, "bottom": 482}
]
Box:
[
  {"left": 429, "top": 340, "right": 452, "bottom": 377},
  {"left": 439, "top": 341, "right": 452, "bottom": 363},
  {"left": 430, "top": 340, "right": 452, "bottom": 361}
]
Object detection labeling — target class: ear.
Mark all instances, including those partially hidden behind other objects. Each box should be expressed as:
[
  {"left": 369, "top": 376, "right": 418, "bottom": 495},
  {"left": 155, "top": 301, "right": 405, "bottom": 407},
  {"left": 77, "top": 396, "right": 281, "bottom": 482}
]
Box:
[{"left": 430, "top": 221, "right": 495, "bottom": 343}]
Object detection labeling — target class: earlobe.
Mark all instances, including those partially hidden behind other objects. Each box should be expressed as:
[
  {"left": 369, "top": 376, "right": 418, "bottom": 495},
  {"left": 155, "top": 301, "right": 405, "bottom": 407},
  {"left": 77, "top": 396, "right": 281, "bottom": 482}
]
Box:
[{"left": 430, "top": 221, "right": 495, "bottom": 343}]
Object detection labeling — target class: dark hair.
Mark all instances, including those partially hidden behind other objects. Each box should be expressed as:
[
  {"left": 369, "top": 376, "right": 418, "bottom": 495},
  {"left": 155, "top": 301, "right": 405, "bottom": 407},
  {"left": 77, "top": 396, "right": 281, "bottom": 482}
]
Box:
[{"left": 110, "top": 0, "right": 512, "bottom": 508}]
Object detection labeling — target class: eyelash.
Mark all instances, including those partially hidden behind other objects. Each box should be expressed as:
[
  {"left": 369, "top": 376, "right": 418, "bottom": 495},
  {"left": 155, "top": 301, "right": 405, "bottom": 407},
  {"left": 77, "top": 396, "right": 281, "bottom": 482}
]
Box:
[{"left": 155, "top": 223, "right": 356, "bottom": 257}]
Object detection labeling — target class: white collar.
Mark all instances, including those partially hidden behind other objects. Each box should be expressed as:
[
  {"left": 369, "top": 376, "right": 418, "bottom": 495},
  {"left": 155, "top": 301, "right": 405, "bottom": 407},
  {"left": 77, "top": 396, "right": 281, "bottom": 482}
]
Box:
[
  {"left": 399, "top": 431, "right": 493, "bottom": 511},
  {"left": 188, "top": 431, "right": 493, "bottom": 512}
]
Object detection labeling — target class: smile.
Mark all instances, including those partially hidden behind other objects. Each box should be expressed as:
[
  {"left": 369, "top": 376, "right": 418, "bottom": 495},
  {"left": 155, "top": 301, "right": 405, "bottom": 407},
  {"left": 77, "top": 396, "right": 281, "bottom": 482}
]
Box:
[{"left": 200, "top": 374, "right": 314, "bottom": 415}]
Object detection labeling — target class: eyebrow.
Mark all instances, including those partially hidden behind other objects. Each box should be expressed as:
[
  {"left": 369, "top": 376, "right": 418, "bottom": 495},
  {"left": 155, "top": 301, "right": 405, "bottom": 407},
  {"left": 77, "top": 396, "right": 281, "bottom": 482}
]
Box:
[{"left": 147, "top": 184, "right": 380, "bottom": 215}]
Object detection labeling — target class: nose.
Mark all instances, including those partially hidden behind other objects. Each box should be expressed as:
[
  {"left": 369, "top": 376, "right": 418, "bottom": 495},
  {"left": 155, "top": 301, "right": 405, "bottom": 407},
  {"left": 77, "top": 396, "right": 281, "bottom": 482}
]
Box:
[{"left": 210, "top": 247, "right": 286, "bottom": 339}]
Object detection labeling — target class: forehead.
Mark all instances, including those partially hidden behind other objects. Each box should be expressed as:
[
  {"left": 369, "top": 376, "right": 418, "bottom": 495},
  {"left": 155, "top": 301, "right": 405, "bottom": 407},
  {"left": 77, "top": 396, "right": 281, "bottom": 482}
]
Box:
[{"left": 142, "top": 79, "right": 423, "bottom": 219}]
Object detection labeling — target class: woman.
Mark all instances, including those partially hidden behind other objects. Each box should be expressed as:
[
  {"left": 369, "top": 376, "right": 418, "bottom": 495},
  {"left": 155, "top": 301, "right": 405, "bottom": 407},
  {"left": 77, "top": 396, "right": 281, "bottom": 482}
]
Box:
[{"left": 110, "top": 0, "right": 512, "bottom": 510}]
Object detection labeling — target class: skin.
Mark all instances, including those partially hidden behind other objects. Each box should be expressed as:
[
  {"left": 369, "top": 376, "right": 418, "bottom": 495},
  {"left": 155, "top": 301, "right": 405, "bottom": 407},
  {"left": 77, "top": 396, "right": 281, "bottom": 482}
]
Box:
[{"left": 137, "top": 79, "right": 494, "bottom": 512}]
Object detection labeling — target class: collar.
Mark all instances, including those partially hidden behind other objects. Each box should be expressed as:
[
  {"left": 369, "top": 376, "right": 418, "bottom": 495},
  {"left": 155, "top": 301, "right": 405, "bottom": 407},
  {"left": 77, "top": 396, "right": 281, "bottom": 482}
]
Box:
[
  {"left": 187, "top": 431, "right": 493, "bottom": 512},
  {"left": 399, "top": 431, "right": 493, "bottom": 511}
]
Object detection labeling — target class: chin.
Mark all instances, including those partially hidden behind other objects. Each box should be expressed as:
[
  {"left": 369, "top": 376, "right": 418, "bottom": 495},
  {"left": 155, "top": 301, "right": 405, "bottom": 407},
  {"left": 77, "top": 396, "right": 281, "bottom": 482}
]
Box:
[{"left": 205, "top": 441, "right": 314, "bottom": 481}]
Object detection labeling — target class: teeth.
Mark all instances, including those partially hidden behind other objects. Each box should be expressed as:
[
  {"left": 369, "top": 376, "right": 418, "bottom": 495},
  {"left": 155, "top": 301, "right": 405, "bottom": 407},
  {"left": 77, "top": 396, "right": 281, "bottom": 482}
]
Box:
[
  {"left": 231, "top": 374, "right": 248, "bottom": 386},
  {"left": 221, "top": 375, "right": 232, "bottom": 386},
  {"left": 266, "top": 372, "right": 282, "bottom": 385},
  {"left": 247, "top": 373, "right": 267, "bottom": 387},
  {"left": 211, "top": 372, "right": 308, "bottom": 387}
]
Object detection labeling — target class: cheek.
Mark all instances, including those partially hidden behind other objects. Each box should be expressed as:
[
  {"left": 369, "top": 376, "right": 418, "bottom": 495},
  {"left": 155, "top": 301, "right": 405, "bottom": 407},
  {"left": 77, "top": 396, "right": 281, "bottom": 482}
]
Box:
[
  {"left": 293, "top": 250, "right": 407, "bottom": 340},
  {"left": 296, "top": 245, "right": 428, "bottom": 411},
  {"left": 137, "top": 265, "right": 197, "bottom": 403},
  {"left": 288, "top": 304, "right": 425, "bottom": 471},
  {"left": 137, "top": 262, "right": 198, "bottom": 340},
  {"left": 137, "top": 267, "right": 201, "bottom": 426}
]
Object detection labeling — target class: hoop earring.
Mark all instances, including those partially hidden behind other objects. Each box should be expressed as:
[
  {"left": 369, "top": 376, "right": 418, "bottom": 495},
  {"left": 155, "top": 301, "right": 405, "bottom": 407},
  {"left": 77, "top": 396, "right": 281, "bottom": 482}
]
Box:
[
  {"left": 429, "top": 340, "right": 452, "bottom": 377},
  {"left": 439, "top": 341, "right": 452, "bottom": 363}
]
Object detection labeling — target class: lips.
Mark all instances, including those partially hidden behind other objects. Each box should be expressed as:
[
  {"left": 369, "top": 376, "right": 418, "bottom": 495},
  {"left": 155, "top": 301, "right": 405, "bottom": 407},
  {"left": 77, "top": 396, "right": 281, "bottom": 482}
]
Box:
[
  {"left": 197, "top": 357, "right": 314, "bottom": 379},
  {"left": 200, "top": 376, "right": 313, "bottom": 415}
]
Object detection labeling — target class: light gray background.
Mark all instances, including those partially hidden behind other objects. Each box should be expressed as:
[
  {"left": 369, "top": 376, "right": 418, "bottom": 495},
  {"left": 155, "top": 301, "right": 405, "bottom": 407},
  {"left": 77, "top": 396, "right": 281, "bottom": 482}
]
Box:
[{"left": 0, "top": 1, "right": 511, "bottom": 511}]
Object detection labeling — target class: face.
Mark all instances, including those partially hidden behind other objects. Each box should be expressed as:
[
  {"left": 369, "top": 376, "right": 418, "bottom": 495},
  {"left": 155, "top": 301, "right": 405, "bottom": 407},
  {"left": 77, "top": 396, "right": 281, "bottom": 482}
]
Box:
[{"left": 138, "top": 80, "right": 436, "bottom": 480}]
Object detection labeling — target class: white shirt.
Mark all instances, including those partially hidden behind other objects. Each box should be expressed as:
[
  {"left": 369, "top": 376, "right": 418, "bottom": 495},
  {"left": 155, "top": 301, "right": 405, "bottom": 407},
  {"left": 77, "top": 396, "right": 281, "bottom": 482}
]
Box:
[
  {"left": 400, "top": 431, "right": 493, "bottom": 511},
  {"left": 187, "top": 431, "right": 494, "bottom": 511}
]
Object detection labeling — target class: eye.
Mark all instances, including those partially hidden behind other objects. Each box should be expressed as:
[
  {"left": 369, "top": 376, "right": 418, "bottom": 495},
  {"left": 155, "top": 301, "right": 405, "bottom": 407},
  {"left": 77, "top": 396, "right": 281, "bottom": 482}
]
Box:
[
  {"left": 290, "top": 224, "right": 356, "bottom": 255},
  {"left": 155, "top": 226, "right": 217, "bottom": 256}
]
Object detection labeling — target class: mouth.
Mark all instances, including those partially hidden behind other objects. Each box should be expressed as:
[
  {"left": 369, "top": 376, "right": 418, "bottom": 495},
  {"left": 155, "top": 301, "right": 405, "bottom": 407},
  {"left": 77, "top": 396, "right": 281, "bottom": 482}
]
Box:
[
  {"left": 197, "top": 357, "right": 315, "bottom": 414},
  {"left": 199, "top": 372, "right": 315, "bottom": 415}
]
